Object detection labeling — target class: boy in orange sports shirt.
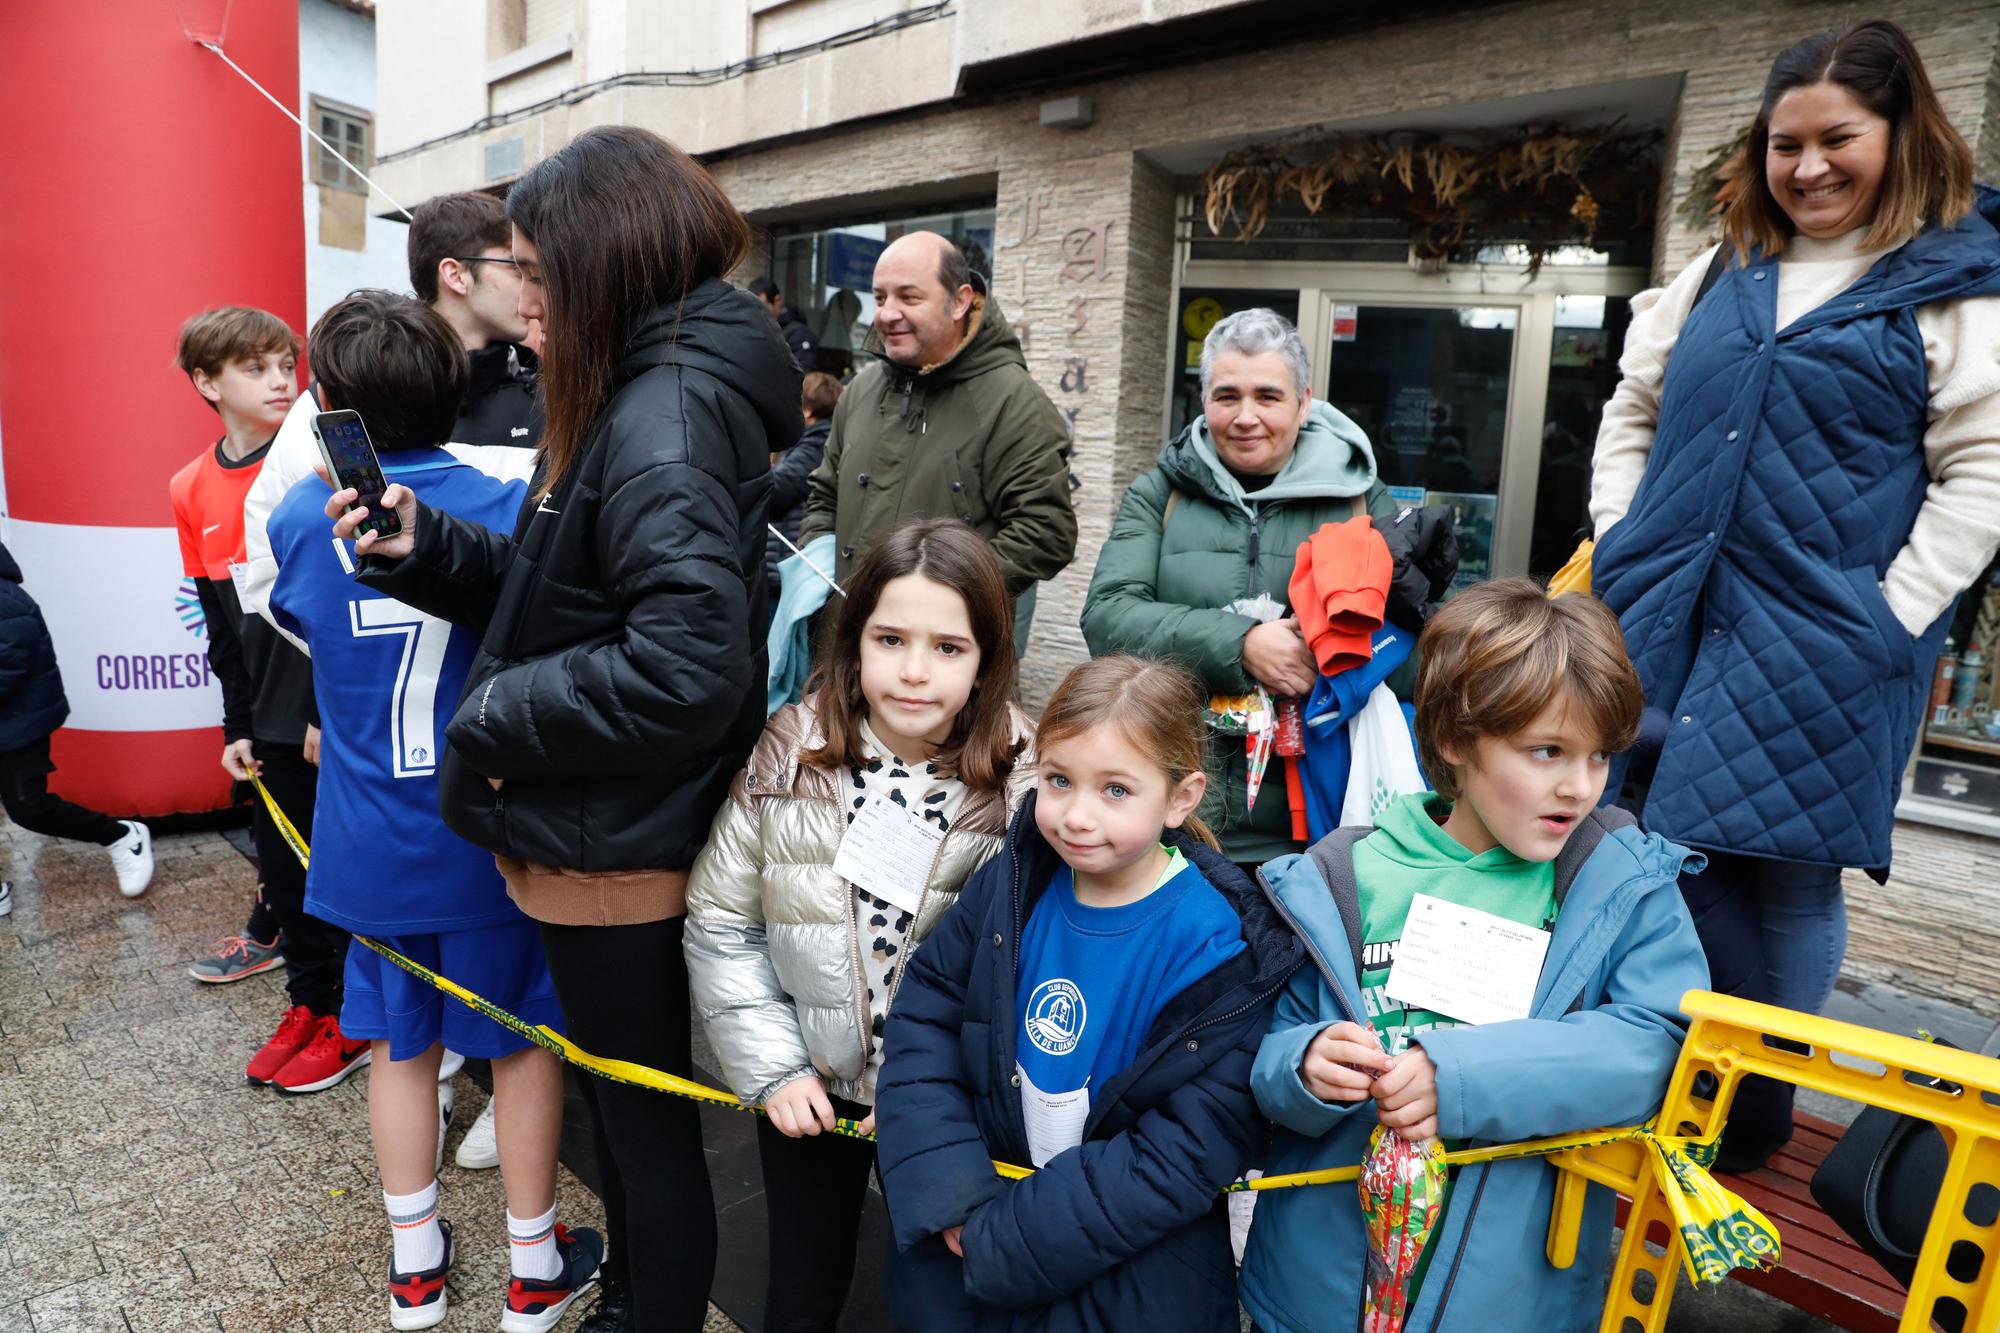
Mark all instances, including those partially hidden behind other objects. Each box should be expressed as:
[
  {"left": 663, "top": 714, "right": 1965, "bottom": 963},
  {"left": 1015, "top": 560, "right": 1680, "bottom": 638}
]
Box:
[{"left": 170, "top": 306, "right": 360, "bottom": 1094}]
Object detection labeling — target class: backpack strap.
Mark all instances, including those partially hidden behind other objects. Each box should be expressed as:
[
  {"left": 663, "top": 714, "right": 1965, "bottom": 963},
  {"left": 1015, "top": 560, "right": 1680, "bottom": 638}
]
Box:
[
  {"left": 1306, "top": 825, "right": 1375, "bottom": 981},
  {"left": 1691, "top": 244, "right": 1732, "bottom": 311},
  {"left": 1160, "top": 489, "right": 1182, "bottom": 532}
]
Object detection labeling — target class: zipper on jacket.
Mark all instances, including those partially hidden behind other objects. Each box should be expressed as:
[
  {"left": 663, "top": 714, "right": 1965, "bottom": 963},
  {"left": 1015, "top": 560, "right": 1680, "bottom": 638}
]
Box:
[
  {"left": 1245, "top": 506, "right": 1263, "bottom": 593},
  {"left": 1421, "top": 1161, "right": 1492, "bottom": 1333},
  {"left": 843, "top": 873, "right": 873, "bottom": 1067}
]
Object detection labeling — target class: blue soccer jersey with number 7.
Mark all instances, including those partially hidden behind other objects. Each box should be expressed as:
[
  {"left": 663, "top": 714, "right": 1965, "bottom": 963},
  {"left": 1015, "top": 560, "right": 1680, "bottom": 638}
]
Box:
[{"left": 267, "top": 449, "right": 529, "bottom": 934}]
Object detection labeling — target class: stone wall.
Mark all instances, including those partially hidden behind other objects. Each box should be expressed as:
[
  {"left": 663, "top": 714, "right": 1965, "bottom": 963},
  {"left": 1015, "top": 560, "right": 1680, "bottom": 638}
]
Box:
[{"left": 1845, "top": 822, "right": 2000, "bottom": 1015}]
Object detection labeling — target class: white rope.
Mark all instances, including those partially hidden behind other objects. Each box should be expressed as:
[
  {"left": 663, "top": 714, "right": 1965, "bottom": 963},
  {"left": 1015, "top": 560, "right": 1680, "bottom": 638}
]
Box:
[
  {"left": 199, "top": 41, "right": 415, "bottom": 222},
  {"left": 766, "top": 525, "right": 846, "bottom": 599}
]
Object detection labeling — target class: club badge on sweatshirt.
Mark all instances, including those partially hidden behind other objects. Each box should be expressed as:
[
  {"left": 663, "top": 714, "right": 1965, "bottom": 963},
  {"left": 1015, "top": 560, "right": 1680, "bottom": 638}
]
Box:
[{"left": 1024, "top": 978, "right": 1086, "bottom": 1056}]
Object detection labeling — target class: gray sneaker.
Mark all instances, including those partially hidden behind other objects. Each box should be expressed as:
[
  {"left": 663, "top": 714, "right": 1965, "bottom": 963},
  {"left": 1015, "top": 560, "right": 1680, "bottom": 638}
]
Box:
[{"left": 187, "top": 931, "right": 284, "bottom": 983}]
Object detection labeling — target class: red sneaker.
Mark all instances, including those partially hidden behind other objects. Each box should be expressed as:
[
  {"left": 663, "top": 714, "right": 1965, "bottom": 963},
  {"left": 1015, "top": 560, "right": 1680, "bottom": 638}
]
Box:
[
  {"left": 273, "top": 1013, "right": 372, "bottom": 1093},
  {"left": 246, "top": 1004, "right": 318, "bottom": 1085}
]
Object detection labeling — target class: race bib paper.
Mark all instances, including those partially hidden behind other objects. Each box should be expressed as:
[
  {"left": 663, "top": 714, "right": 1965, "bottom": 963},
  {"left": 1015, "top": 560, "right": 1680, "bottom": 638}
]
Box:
[
  {"left": 831, "top": 793, "right": 944, "bottom": 916},
  {"left": 228, "top": 561, "right": 253, "bottom": 600},
  {"left": 1384, "top": 893, "right": 1551, "bottom": 1026}
]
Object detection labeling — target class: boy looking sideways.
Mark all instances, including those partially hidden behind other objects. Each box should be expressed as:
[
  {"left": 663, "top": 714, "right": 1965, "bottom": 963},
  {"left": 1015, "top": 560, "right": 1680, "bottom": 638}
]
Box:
[
  {"left": 170, "top": 307, "right": 356, "bottom": 1091},
  {"left": 1238, "top": 578, "right": 1709, "bottom": 1333}
]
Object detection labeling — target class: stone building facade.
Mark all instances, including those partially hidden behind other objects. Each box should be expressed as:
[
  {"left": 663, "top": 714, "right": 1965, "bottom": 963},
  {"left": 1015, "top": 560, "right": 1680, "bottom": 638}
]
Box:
[{"left": 373, "top": 0, "right": 2000, "bottom": 1012}]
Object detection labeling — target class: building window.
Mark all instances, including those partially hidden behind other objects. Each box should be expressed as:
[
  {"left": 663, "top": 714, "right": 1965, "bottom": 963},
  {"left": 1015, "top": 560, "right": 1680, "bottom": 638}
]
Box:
[{"left": 310, "top": 97, "right": 372, "bottom": 194}]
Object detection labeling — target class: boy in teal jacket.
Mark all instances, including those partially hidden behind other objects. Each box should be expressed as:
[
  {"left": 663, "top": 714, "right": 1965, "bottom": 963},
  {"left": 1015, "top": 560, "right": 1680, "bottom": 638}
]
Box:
[{"left": 1239, "top": 579, "right": 1709, "bottom": 1333}]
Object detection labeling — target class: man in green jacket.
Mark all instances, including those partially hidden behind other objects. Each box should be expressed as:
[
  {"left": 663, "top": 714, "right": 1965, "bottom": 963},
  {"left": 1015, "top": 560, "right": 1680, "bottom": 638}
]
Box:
[
  {"left": 1082, "top": 308, "right": 1394, "bottom": 867},
  {"left": 800, "top": 232, "right": 1076, "bottom": 640}
]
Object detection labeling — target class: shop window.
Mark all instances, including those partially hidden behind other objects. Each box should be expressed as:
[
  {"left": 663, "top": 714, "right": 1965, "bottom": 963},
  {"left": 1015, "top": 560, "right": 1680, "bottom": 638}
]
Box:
[
  {"left": 310, "top": 98, "right": 371, "bottom": 194},
  {"left": 768, "top": 204, "right": 995, "bottom": 380},
  {"left": 1324, "top": 305, "right": 1516, "bottom": 592},
  {"left": 1529, "top": 296, "right": 1634, "bottom": 577},
  {"left": 1909, "top": 560, "right": 2000, "bottom": 821}
]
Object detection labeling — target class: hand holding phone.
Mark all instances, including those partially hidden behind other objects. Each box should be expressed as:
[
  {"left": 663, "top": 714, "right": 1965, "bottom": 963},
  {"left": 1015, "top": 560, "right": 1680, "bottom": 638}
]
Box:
[{"left": 311, "top": 410, "right": 402, "bottom": 541}]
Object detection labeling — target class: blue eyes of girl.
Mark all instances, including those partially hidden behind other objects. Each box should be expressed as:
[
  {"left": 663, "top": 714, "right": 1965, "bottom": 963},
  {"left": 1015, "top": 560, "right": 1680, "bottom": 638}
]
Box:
[{"left": 1045, "top": 774, "right": 1130, "bottom": 799}]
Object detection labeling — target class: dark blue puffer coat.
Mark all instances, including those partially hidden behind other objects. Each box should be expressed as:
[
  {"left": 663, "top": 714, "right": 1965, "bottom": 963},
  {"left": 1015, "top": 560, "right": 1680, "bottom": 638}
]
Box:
[
  {"left": 0, "top": 540, "right": 68, "bottom": 753},
  {"left": 1594, "top": 188, "right": 2000, "bottom": 875},
  {"left": 874, "top": 795, "right": 1304, "bottom": 1333}
]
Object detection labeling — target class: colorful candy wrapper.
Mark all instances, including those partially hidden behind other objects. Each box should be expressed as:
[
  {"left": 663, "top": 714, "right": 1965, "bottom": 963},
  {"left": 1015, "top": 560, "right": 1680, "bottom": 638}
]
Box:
[
  {"left": 1357, "top": 1125, "right": 1447, "bottom": 1333},
  {"left": 1242, "top": 689, "right": 1275, "bottom": 807}
]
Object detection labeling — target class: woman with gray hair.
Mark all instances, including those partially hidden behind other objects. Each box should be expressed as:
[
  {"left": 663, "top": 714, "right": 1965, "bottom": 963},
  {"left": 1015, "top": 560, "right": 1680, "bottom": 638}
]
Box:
[{"left": 1081, "top": 308, "right": 1390, "bottom": 868}]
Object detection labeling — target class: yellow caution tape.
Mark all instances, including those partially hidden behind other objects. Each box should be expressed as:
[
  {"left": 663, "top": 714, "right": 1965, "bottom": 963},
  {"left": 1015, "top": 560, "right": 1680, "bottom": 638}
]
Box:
[{"left": 245, "top": 772, "right": 1784, "bottom": 1275}]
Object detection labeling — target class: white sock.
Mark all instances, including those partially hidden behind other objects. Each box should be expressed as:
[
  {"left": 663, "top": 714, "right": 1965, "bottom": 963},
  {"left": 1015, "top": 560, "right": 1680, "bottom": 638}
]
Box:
[
  {"left": 385, "top": 1180, "right": 446, "bottom": 1274},
  {"left": 508, "top": 1202, "right": 561, "bottom": 1282}
]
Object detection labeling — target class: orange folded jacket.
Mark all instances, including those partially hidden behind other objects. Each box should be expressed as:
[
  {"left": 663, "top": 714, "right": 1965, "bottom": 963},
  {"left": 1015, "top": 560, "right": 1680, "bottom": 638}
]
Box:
[{"left": 1287, "top": 515, "right": 1393, "bottom": 676}]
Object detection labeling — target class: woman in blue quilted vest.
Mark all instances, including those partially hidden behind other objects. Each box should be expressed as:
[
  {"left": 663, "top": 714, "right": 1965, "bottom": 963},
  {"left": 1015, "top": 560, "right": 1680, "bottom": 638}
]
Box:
[{"left": 1588, "top": 19, "right": 2000, "bottom": 1171}]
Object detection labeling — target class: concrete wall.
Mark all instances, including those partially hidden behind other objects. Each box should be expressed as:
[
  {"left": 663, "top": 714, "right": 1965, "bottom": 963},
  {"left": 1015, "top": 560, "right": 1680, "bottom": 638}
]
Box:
[{"left": 300, "top": 0, "right": 409, "bottom": 325}]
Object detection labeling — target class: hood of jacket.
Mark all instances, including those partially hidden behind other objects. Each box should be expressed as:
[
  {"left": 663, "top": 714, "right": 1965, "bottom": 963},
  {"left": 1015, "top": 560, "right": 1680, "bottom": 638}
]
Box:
[
  {"left": 1161, "top": 397, "right": 1378, "bottom": 518},
  {"left": 1834, "top": 182, "right": 2000, "bottom": 314},
  {"left": 857, "top": 278, "right": 1029, "bottom": 387},
  {"left": 618, "top": 278, "right": 804, "bottom": 454},
  {"left": 0, "top": 542, "right": 21, "bottom": 586}
]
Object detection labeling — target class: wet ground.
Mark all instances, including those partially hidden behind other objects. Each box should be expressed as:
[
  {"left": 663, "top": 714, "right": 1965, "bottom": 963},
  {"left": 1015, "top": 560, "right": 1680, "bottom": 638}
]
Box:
[{"left": 5, "top": 813, "right": 1990, "bottom": 1332}]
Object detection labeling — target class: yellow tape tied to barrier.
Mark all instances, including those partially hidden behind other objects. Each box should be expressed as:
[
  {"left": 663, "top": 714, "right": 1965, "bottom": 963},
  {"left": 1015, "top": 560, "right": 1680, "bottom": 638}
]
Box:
[{"left": 245, "top": 774, "right": 1781, "bottom": 1271}]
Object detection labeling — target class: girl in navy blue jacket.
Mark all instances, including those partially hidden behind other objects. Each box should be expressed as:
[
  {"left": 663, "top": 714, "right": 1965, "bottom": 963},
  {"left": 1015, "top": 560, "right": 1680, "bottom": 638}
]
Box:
[{"left": 875, "top": 654, "right": 1303, "bottom": 1332}]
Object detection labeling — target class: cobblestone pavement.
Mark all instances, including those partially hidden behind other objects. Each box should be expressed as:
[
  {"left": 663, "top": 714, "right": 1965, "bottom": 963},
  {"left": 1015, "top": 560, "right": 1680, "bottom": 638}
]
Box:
[{"left": 0, "top": 818, "right": 741, "bottom": 1333}]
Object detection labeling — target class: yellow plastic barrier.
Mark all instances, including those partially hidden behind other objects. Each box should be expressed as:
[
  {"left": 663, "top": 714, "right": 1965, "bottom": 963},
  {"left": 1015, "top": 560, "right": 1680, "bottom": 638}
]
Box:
[{"left": 1549, "top": 990, "right": 2000, "bottom": 1333}]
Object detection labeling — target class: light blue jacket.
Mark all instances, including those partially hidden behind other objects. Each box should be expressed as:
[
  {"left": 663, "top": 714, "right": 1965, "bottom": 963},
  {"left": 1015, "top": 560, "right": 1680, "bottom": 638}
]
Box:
[{"left": 1238, "top": 808, "right": 1709, "bottom": 1333}]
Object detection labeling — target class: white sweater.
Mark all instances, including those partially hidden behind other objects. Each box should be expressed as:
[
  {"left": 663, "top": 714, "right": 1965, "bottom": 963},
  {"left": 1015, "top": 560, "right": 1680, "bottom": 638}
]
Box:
[{"left": 1589, "top": 227, "right": 2000, "bottom": 634}]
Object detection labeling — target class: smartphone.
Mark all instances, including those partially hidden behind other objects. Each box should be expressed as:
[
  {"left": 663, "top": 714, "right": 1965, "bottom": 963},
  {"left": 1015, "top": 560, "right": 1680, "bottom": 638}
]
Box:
[{"left": 309, "top": 409, "right": 402, "bottom": 539}]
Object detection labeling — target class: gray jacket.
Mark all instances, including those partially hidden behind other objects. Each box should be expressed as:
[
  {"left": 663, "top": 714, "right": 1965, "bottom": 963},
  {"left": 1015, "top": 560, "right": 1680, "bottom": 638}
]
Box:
[{"left": 684, "top": 698, "right": 1034, "bottom": 1105}]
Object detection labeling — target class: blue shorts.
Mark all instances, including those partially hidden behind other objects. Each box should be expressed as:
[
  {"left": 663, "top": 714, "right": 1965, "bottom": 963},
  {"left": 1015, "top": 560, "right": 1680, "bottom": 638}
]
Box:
[{"left": 341, "top": 920, "right": 564, "bottom": 1063}]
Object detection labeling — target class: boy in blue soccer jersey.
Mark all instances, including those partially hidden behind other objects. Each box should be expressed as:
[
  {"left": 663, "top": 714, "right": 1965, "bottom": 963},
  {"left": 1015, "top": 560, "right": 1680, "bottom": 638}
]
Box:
[{"left": 267, "top": 292, "right": 600, "bottom": 1333}]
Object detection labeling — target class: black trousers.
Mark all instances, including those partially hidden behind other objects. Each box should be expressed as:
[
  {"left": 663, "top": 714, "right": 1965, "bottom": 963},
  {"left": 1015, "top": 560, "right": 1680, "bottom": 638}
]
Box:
[
  {"left": 541, "top": 916, "right": 717, "bottom": 1333},
  {"left": 0, "top": 737, "right": 124, "bottom": 846},
  {"left": 251, "top": 743, "right": 347, "bottom": 1014},
  {"left": 756, "top": 1094, "right": 878, "bottom": 1333}
]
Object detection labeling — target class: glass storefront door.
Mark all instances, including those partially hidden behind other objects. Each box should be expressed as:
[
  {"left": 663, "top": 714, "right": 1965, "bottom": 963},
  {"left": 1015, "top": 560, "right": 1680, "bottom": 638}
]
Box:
[{"left": 1321, "top": 304, "right": 1517, "bottom": 591}]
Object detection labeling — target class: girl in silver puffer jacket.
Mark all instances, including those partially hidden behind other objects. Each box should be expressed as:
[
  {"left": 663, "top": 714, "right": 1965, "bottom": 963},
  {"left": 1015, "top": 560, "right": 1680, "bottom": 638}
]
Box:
[{"left": 685, "top": 519, "right": 1033, "bottom": 1333}]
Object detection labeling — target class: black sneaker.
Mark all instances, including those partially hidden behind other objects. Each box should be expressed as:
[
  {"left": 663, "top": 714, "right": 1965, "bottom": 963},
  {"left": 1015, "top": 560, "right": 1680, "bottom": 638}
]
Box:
[
  {"left": 500, "top": 1223, "right": 603, "bottom": 1333},
  {"left": 388, "top": 1218, "right": 453, "bottom": 1331},
  {"left": 574, "top": 1266, "right": 631, "bottom": 1332}
]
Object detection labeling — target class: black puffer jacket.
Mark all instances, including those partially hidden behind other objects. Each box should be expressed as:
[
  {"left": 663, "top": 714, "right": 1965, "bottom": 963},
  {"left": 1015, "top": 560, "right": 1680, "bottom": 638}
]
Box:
[
  {"left": 765, "top": 418, "right": 829, "bottom": 599},
  {"left": 454, "top": 342, "right": 544, "bottom": 450},
  {"left": 0, "top": 541, "right": 68, "bottom": 752},
  {"left": 357, "top": 279, "right": 803, "bottom": 872}
]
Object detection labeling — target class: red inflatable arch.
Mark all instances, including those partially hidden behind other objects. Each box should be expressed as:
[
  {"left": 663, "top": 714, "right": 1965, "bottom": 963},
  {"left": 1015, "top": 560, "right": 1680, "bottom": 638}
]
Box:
[{"left": 0, "top": 1, "right": 306, "bottom": 816}]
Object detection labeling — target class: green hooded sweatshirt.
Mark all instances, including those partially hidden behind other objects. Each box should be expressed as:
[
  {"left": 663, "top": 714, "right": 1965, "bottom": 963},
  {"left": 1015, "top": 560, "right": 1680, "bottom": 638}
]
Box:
[
  {"left": 799, "top": 289, "right": 1077, "bottom": 595},
  {"left": 1081, "top": 399, "right": 1394, "bottom": 864}
]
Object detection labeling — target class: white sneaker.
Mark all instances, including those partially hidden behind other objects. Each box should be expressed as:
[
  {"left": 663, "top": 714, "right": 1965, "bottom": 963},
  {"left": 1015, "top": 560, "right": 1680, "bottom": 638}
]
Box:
[
  {"left": 435, "top": 1081, "right": 456, "bottom": 1174},
  {"left": 109, "top": 821, "right": 153, "bottom": 898},
  {"left": 437, "top": 1048, "right": 465, "bottom": 1082},
  {"left": 454, "top": 1098, "right": 499, "bottom": 1170},
  {"left": 0, "top": 881, "right": 12, "bottom": 917}
]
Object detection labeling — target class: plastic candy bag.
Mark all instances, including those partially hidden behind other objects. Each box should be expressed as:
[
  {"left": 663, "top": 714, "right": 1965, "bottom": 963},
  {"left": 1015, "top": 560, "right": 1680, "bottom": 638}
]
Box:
[{"left": 1357, "top": 1125, "right": 1447, "bottom": 1332}]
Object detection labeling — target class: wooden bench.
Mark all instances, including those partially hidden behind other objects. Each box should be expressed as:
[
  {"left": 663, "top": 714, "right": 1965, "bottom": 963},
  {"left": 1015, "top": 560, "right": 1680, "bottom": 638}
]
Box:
[{"left": 1614, "top": 1113, "right": 1907, "bottom": 1332}]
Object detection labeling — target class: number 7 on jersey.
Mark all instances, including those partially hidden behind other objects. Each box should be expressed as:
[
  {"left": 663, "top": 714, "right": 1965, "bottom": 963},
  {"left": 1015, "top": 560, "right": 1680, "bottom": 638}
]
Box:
[{"left": 349, "top": 600, "right": 451, "bottom": 778}]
